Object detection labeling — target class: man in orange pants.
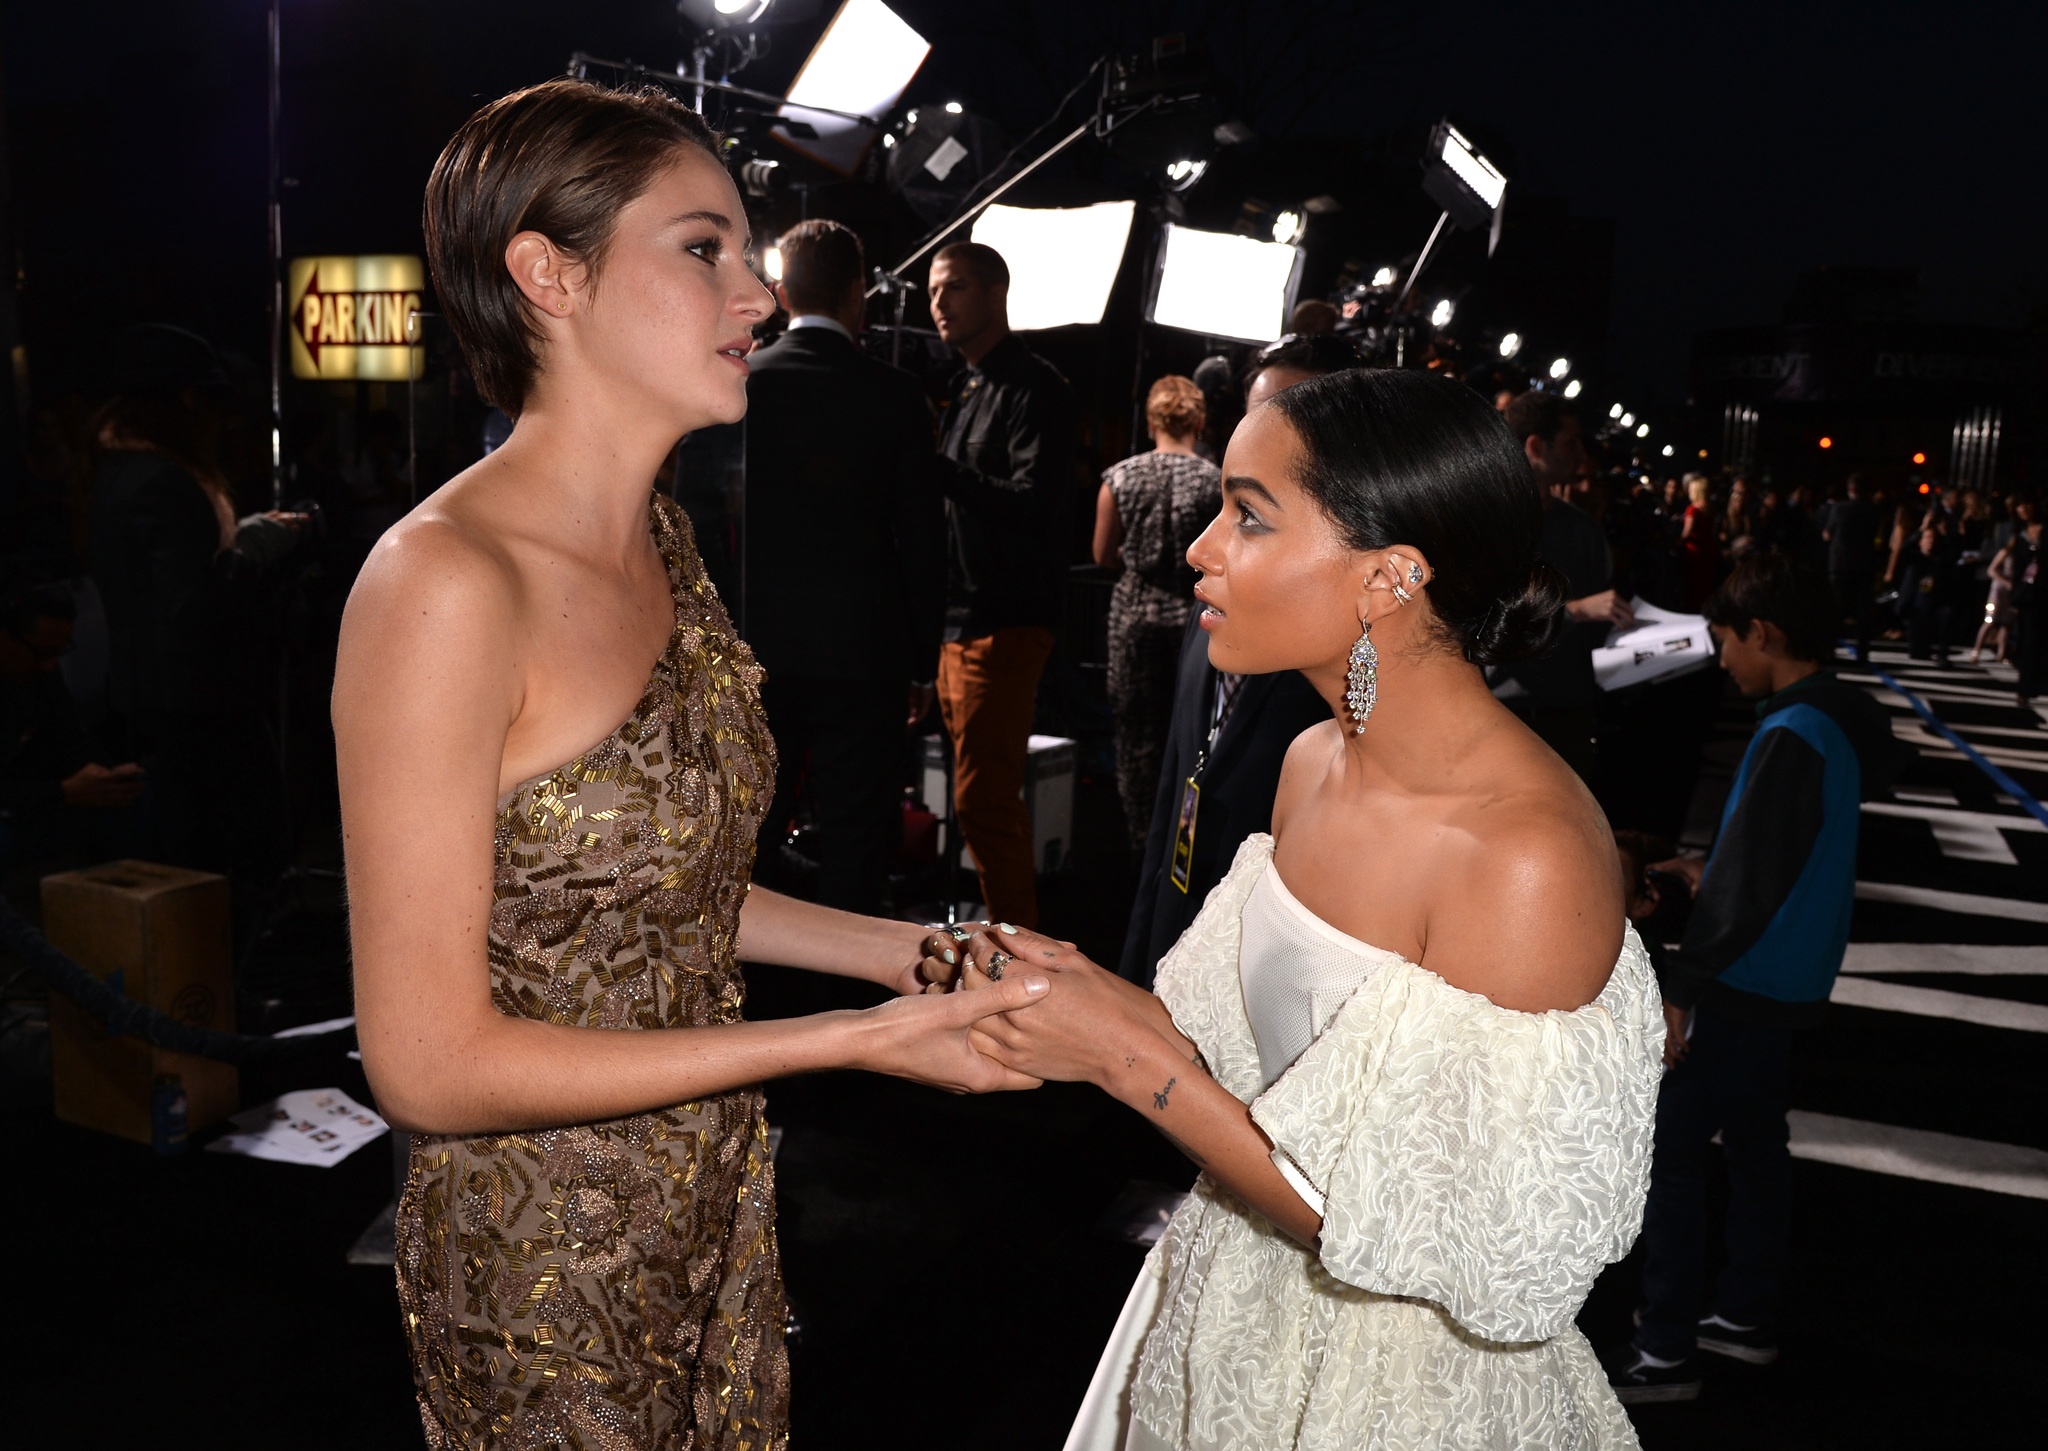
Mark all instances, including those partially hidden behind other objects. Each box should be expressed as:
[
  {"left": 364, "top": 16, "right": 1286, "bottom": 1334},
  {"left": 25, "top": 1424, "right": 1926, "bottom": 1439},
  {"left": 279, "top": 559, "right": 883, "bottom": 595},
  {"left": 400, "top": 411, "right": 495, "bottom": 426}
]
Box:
[{"left": 928, "top": 241, "right": 1078, "bottom": 928}]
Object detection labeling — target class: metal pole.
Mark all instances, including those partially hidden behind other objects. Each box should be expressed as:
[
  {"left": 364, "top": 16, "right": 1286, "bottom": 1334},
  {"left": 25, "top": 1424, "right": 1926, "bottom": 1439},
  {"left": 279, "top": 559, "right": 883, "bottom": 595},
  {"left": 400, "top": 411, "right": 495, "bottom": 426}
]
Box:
[
  {"left": 267, "top": 0, "right": 283, "bottom": 508},
  {"left": 690, "top": 38, "right": 710, "bottom": 114},
  {"left": 873, "top": 117, "right": 1096, "bottom": 293},
  {"left": 571, "top": 52, "right": 879, "bottom": 127},
  {"left": 405, "top": 308, "right": 419, "bottom": 509},
  {"left": 1393, "top": 210, "right": 1450, "bottom": 315}
]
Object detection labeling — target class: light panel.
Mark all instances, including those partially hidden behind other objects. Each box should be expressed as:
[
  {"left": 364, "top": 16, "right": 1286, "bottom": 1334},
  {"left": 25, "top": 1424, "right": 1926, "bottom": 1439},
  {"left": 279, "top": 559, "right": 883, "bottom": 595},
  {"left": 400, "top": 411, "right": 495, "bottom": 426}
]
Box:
[
  {"left": 773, "top": 0, "right": 930, "bottom": 175},
  {"left": 1440, "top": 125, "right": 1506, "bottom": 209},
  {"left": 969, "top": 202, "right": 1135, "bottom": 331},
  {"left": 1149, "top": 223, "right": 1300, "bottom": 343}
]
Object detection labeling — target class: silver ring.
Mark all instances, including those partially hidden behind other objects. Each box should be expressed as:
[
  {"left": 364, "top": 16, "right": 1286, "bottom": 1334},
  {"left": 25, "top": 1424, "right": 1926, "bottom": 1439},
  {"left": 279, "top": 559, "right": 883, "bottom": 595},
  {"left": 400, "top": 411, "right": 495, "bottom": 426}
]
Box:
[
  {"left": 946, "top": 925, "right": 974, "bottom": 943},
  {"left": 983, "top": 951, "right": 1013, "bottom": 981}
]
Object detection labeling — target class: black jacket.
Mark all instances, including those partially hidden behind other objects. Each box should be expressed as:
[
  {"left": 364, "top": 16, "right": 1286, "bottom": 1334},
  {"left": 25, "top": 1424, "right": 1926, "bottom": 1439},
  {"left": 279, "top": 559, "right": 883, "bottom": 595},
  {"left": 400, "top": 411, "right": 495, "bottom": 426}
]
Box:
[
  {"left": 741, "top": 325, "right": 946, "bottom": 682},
  {"left": 938, "top": 334, "right": 1080, "bottom": 641},
  {"left": 1119, "top": 614, "right": 1332, "bottom": 985},
  {"left": 90, "top": 450, "right": 287, "bottom": 736}
]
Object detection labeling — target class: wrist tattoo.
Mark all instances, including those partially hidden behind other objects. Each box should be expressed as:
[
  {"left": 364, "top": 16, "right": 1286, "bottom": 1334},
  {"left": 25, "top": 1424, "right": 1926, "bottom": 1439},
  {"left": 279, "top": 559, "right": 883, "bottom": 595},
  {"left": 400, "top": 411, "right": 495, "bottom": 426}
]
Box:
[{"left": 1152, "top": 1076, "right": 1177, "bottom": 1110}]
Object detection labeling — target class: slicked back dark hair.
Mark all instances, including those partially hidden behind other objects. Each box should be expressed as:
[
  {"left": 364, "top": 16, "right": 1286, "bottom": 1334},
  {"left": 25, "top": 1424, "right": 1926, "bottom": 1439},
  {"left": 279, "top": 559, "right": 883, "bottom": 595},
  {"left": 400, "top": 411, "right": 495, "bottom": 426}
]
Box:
[
  {"left": 1265, "top": 369, "right": 1567, "bottom": 667},
  {"left": 424, "top": 79, "right": 722, "bottom": 415},
  {"left": 1707, "top": 553, "right": 1838, "bottom": 663},
  {"left": 779, "top": 218, "right": 865, "bottom": 314}
]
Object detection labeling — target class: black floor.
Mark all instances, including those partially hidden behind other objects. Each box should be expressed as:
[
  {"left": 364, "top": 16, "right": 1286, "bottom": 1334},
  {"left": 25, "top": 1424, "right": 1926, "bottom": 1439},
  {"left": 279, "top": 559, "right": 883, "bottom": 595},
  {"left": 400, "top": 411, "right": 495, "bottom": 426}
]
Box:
[{"left": 10, "top": 652, "right": 2045, "bottom": 1448}]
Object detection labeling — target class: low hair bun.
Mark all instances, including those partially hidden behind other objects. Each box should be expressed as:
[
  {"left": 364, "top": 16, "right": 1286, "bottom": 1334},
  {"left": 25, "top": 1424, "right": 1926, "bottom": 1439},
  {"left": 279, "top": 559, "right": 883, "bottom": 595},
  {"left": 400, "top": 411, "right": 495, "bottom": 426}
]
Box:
[
  {"left": 1464, "top": 561, "right": 1568, "bottom": 668},
  {"left": 1264, "top": 370, "right": 1574, "bottom": 672}
]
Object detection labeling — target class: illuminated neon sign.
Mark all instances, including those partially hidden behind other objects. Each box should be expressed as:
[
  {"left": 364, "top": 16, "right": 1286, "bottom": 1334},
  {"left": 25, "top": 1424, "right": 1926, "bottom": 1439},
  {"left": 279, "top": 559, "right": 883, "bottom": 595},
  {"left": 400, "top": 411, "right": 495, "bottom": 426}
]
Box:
[{"left": 288, "top": 255, "right": 425, "bottom": 381}]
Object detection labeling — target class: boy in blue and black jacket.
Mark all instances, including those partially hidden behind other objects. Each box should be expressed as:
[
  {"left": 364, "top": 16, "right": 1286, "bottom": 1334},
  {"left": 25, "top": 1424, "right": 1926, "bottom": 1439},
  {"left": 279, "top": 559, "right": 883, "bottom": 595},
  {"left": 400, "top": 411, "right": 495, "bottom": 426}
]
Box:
[{"left": 1606, "top": 555, "right": 1908, "bottom": 1403}]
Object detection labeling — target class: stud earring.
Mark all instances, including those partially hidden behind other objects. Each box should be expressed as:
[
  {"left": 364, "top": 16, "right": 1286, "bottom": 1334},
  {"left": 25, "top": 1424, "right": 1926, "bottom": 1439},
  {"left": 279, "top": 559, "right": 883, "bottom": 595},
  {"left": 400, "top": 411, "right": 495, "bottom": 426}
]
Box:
[
  {"left": 1344, "top": 618, "right": 1378, "bottom": 733},
  {"left": 1408, "top": 562, "right": 1424, "bottom": 586}
]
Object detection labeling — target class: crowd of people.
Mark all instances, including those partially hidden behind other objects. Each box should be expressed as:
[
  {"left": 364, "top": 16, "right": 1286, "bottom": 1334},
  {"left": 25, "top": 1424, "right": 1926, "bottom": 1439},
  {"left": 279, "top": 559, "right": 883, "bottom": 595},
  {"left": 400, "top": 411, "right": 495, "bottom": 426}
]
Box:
[{"left": 1540, "top": 455, "right": 2043, "bottom": 699}]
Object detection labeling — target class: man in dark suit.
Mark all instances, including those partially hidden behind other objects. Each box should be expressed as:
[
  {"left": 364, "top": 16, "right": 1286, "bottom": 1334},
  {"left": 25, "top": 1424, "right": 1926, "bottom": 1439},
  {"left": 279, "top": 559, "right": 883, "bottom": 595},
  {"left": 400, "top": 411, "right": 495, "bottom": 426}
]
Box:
[
  {"left": 744, "top": 219, "right": 944, "bottom": 914},
  {"left": 1119, "top": 613, "right": 1329, "bottom": 984}
]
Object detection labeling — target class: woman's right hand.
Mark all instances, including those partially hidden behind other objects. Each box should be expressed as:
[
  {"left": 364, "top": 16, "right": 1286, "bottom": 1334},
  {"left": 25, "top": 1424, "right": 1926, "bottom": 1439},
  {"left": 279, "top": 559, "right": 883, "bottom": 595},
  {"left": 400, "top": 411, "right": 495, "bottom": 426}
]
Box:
[{"left": 849, "top": 974, "right": 1052, "bottom": 1093}]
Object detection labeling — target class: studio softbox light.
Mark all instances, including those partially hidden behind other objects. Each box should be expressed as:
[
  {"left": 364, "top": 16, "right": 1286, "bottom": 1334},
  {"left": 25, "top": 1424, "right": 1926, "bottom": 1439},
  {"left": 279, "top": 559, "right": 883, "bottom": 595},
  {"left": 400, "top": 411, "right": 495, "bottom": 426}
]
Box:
[
  {"left": 1147, "top": 223, "right": 1302, "bottom": 343},
  {"left": 772, "top": 0, "right": 929, "bottom": 175},
  {"left": 967, "top": 202, "right": 1135, "bottom": 332}
]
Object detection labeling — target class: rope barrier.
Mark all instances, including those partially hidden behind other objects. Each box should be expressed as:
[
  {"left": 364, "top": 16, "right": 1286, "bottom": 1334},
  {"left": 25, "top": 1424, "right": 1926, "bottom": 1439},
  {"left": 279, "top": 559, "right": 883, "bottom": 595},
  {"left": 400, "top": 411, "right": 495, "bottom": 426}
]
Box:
[{"left": 0, "top": 895, "right": 357, "bottom": 1063}]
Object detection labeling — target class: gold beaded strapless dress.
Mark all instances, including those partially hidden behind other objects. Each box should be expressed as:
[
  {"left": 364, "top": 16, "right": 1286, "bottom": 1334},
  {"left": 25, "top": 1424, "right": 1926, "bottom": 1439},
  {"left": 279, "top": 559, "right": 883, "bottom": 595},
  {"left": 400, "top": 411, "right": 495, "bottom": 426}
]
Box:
[{"left": 395, "top": 494, "right": 787, "bottom": 1450}]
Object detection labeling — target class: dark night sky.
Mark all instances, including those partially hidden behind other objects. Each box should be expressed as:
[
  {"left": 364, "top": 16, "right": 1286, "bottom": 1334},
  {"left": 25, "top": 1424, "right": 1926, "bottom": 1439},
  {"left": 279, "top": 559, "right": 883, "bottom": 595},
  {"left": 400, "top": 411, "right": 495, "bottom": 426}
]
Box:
[{"left": 2, "top": 0, "right": 2041, "bottom": 406}]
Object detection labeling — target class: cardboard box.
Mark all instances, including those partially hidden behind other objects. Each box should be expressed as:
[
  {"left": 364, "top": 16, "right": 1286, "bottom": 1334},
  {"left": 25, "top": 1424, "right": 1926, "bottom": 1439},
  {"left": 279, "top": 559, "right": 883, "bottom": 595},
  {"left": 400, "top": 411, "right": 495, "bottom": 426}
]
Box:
[{"left": 44, "top": 860, "right": 238, "bottom": 1145}]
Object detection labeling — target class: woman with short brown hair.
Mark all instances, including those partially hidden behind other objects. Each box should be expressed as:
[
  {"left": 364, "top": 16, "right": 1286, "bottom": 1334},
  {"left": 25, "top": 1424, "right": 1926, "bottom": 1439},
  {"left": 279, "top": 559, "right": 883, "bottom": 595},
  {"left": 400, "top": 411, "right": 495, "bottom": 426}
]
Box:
[{"left": 335, "top": 79, "right": 1045, "bottom": 1449}]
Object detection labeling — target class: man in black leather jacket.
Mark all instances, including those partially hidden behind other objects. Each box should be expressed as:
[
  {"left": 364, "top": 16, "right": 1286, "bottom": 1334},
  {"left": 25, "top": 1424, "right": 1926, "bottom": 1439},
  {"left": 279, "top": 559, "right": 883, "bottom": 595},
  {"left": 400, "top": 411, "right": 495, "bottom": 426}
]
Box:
[{"left": 927, "top": 242, "right": 1079, "bottom": 929}]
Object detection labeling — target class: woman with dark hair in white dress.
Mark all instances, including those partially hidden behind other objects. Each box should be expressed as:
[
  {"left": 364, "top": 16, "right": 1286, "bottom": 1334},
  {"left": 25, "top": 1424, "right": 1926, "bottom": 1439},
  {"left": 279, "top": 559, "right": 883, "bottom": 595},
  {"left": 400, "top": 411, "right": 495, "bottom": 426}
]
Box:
[{"left": 939, "top": 368, "right": 1663, "bottom": 1450}]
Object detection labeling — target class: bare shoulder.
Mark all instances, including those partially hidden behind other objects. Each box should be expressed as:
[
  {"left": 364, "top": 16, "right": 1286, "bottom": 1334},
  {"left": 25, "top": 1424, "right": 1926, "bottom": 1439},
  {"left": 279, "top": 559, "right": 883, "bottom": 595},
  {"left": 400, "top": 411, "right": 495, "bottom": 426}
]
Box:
[
  {"left": 333, "top": 497, "right": 524, "bottom": 740},
  {"left": 1270, "top": 717, "right": 1346, "bottom": 836},
  {"left": 1423, "top": 761, "right": 1625, "bottom": 1014}
]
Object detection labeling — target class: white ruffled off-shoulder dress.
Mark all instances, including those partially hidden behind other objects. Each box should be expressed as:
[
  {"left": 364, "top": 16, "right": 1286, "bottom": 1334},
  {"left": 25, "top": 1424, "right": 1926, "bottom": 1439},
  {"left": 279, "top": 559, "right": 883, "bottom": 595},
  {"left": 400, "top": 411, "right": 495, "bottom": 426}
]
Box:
[{"left": 1065, "top": 834, "right": 1664, "bottom": 1451}]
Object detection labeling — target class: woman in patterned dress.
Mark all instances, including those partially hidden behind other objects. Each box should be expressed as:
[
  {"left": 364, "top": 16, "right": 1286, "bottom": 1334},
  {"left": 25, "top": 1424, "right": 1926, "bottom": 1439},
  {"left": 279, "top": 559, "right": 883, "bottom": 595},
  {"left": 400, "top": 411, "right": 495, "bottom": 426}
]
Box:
[
  {"left": 333, "top": 81, "right": 1048, "bottom": 1450},
  {"left": 938, "top": 371, "right": 1664, "bottom": 1449},
  {"left": 1094, "top": 377, "right": 1223, "bottom": 846}
]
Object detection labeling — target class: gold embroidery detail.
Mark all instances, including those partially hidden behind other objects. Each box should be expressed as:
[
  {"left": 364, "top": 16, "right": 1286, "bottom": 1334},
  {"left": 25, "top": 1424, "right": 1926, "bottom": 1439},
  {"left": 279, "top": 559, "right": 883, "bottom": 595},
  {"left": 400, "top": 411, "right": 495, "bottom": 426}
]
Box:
[{"left": 396, "top": 497, "right": 787, "bottom": 1449}]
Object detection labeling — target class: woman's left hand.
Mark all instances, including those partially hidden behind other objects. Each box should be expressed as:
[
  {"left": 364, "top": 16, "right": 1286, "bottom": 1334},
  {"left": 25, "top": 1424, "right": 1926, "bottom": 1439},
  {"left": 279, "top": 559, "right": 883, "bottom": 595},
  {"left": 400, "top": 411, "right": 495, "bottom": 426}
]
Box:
[{"left": 947, "top": 926, "right": 1155, "bottom": 1085}]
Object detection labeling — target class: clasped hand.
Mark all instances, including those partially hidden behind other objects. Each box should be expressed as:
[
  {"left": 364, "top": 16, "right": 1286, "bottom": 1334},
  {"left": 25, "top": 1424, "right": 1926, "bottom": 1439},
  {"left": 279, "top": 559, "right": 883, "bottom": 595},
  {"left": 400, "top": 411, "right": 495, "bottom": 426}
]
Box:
[{"left": 915, "top": 922, "right": 1181, "bottom": 1086}]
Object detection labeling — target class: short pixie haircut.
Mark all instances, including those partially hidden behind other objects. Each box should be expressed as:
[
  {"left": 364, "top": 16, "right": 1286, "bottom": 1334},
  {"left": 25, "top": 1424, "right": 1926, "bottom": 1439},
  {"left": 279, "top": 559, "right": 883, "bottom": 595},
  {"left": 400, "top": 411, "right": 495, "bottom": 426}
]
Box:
[{"left": 424, "top": 79, "right": 721, "bottom": 415}]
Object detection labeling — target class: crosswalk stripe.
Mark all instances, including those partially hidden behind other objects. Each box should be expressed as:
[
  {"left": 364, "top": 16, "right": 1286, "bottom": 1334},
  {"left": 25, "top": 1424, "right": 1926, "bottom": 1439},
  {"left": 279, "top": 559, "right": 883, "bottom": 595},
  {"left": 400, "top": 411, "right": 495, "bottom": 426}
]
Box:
[
  {"left": 1840, "top": 943, "right": 2048, "bottom": 975},
  {"left": 1887, "top": 721, "right": 2048, "bottom": 770},
  {"left": 1844, "top": 674, "right": 2023, "bottom": 706},
  {"left": 1862, "top": 800, "right": 2042, "bottom": 864},
  {"left": 1788, "top": 1110, "right": 2048, "bottom": 1200},
  {"left": 1829, "top": 975, "right": 2048, "bottom": 1032},
  {"left": 1854, "top": 880, "right": 2048, "bottom": 921}
]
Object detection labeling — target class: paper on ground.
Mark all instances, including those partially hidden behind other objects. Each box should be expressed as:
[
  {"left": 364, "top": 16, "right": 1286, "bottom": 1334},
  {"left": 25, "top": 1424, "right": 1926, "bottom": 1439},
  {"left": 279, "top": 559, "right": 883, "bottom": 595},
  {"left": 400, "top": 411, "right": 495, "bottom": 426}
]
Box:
[
  {"left": 205, "top": 1087, "right": 388, "bottom": 1167},
  {"left": 1593, "top": 597, "right": 1714, "bottom": 692}
]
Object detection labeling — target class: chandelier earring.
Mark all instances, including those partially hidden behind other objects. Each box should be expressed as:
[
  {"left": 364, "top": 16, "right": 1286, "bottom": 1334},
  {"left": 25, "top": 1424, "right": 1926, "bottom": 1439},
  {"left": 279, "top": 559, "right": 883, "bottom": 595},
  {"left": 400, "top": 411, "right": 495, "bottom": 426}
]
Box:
[{"left": 1344, "top": 616, "right": 1378, "bottom": 733}]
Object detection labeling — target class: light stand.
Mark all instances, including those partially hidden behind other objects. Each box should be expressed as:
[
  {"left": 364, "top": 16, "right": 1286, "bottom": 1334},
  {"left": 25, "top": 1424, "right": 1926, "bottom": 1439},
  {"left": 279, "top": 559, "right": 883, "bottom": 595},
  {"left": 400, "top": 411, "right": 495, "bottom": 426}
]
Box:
[
  {"left": 567, "top": 51, "right": 882, "bottom": 130},
  {"left": 873, "top": 58, "right": 1163, "bottom": 293},
  {"left": 1393, "top": 121, "right": 1508, "bottom": 324},
  {"left": 267, "top": 0, "right": 283, "bottom": 508},
  {"left": 1392, "top": 210, "right": 1448, "bottom": 316},
  {"left": 867, "top": 269, "right": 919, "bottom": 367}
]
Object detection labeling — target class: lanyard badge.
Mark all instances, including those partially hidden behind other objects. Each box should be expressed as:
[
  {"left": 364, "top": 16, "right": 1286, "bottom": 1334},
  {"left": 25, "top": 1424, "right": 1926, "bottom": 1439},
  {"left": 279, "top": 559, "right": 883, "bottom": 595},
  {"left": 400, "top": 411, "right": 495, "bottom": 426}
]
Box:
[
  {"left": 1169, "top": 774, "right": 1200, "bottom": 894},
  {"left": 1170, "top": 673, "right": 1242, "bottom": 894}
]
